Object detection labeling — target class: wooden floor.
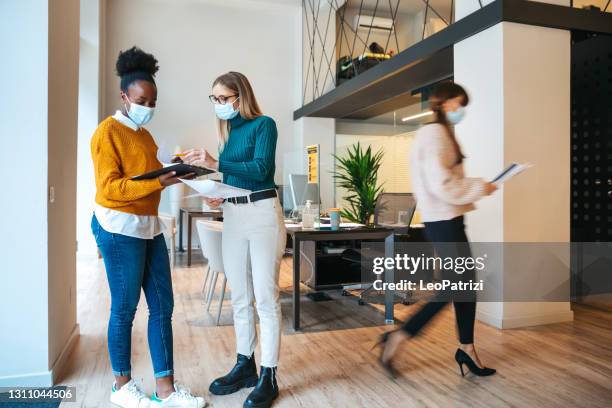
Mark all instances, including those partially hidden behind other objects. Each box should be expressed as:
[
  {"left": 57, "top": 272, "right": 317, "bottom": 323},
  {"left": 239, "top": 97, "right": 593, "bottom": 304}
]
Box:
[{"left": 59, "top": 251, "right": 612, "bottom": 408}]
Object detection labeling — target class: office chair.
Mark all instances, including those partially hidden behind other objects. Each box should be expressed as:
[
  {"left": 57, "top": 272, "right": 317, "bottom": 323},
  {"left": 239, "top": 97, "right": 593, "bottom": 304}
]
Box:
[
  {"left": 374, "top": 192, "right": 417, "bottom": 234},
  {"left": 158, "top": 213, "right": 177, "bottom": 269},
  {"left": 196, "top": 220, "right": 228, "bottom": 326},
  {"left": 342, "top": 193, "right": 417, "bottom": 305}
]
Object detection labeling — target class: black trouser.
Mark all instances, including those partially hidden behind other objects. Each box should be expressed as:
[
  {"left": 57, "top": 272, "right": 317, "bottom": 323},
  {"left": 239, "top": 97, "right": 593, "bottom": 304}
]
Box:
[{"left": 401, "top": 216, "right": 476, "bottom": 344}]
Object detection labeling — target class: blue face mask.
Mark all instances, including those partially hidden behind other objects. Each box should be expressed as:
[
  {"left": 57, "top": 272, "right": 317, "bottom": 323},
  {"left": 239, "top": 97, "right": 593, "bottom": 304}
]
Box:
[
  {"left": 124, "top": 97, "right": 155, "bottom": 127},
  {"left": 214, "top": 97, "right": 240, "bottom": 120},
  {"left": 446, "top": 107, "right": 466, "bottom": 125}
]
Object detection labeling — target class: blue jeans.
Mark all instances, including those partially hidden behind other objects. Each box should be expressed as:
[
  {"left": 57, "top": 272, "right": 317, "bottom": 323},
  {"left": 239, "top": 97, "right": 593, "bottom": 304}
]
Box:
[{"left": 91, "top": 215, "right": 174, "bottom": 378}]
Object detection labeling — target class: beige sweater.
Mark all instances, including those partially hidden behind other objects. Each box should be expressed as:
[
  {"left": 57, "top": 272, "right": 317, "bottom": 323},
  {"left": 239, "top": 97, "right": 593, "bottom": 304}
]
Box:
[{"left": 410, "top": 123, "right": 486, "bottom": 222}]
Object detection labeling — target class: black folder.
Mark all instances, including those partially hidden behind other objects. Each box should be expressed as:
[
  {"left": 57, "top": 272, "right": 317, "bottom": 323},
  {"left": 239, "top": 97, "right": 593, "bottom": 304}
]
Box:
[{"left": 131, "top": 164, "right": 215, "bottom": 180}]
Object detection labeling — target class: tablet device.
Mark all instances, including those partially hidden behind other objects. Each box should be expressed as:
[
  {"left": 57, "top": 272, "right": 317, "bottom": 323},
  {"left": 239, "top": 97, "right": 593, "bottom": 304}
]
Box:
[{"left": 131, "top": 163, "right": 215, "bottom": 180}]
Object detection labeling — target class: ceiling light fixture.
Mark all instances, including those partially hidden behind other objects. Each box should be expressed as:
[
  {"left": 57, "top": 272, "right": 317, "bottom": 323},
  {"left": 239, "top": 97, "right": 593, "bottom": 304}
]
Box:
[{"left": 401, "top": 110, "right": 433, "bottom": 122}]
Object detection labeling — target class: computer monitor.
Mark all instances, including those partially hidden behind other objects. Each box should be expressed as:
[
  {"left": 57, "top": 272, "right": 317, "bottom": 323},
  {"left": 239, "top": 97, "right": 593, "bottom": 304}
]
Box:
[{"left": 289, "top": 174, "right": 319, "bottom": 210}]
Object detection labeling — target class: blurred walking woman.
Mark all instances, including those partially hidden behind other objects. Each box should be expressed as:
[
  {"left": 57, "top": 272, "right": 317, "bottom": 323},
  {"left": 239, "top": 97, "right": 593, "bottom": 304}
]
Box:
[
  {"left": 183, "top": 72, "right": 286, "bottom": 408},
  {"left": 377, "top": 82, "right": 497, "bottom": 378},
  {"left": 91, "top": 47, "right": 204, "bottom": 408}
]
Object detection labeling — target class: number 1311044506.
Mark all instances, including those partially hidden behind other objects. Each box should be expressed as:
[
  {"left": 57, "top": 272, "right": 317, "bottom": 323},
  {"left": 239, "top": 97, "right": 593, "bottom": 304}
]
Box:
[{"left": 0, "top": 386, "right": 76, "bottom": 402}]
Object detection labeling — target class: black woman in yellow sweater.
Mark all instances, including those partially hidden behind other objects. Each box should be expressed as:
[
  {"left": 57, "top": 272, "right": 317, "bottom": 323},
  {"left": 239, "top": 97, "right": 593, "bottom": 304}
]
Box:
[{"left": 90, "top": 46, "right": 204, "bottom": 408}]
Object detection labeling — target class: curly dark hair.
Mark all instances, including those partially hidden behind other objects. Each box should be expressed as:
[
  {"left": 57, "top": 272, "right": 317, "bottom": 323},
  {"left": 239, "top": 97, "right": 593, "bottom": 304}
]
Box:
[{"left": 115, "top": 46, "right": 159, "bottom": 91}]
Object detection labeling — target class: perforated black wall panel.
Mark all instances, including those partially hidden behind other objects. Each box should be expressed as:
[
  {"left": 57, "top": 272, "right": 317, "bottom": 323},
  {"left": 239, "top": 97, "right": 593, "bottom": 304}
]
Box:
[{"left": 571, "top": 33, "right": 612, "bottom": 243}]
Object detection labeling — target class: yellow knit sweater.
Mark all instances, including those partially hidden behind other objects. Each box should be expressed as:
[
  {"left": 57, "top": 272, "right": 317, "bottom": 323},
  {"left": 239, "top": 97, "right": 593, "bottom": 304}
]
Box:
[{"left": 91, "top": 116, "right": 163, "bottom": 215}]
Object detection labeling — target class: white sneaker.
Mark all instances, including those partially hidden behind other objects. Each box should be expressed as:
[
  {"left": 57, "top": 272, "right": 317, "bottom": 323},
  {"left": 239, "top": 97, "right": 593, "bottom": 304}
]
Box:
[
  {"left": 110, "top": 379, "right": 151, "bottom": 408},
  {"left": 150, "top": 383, "right": 206, "bottom": 408}
]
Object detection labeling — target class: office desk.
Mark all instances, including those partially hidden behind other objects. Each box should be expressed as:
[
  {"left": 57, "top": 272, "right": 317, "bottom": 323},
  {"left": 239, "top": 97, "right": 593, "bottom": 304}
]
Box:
[
  {"left": 286, "top": 226, "right": 395, "bottom": 331},
  {"left": 178, "top": 207, "right": 223, "bottom": 266}
]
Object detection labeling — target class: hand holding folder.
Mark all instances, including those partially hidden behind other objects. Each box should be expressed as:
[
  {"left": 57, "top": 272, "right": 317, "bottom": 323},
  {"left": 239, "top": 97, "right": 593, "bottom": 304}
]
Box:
[{"left": 131, "top": 162, "right": 216, "bottom": 180}]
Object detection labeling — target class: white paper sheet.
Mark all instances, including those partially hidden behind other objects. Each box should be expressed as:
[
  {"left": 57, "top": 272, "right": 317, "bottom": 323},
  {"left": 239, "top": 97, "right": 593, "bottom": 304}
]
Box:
[
  {"left": 491, "top": 162, "right": 533, "bottom": 185},
  {"left": 179, "top": 179, "right": 251, "bottom": 199},
  {"left": 284, "top": 222, "right": 364, "bottom": 230},
  {"left": 338, "top": 222, "right": 364, "bottom": 228}
]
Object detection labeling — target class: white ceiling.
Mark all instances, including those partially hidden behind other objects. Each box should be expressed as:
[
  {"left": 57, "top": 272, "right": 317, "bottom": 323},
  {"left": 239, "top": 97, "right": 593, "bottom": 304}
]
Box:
[
  {"left": 245, "top": 0, "right": 301, "bottom": 6},
  {"left": 345, "top": 0, "right": 452, "bottom": 20},
  {"left": 155, "top": 0, "right": 301, "bottom": 8}
]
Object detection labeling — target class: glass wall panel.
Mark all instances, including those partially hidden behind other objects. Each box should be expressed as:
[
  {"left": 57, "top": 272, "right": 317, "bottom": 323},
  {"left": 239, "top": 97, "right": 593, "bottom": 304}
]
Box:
[{"left": 334, "top": 88, "right": 433, "bottom": 224}]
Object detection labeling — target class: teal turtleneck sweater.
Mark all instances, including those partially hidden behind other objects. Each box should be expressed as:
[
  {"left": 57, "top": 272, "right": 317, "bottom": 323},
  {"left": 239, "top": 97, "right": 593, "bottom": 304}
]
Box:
[{"left": 218, "top": 115, "right": 277, "bottom": 192}]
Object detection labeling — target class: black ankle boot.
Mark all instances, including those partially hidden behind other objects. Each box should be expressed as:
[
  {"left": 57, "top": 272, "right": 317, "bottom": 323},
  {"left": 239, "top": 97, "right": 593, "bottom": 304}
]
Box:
[
  {"left": 209, "top": 353, "right": 258, "bottom": 395},
  {"left": 243, "top": 366, "right": 279, "bottom": 408}
]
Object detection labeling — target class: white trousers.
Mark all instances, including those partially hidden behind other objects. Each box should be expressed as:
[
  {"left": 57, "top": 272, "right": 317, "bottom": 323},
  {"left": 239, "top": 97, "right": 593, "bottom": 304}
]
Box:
[{"left": 221, "top": 196, "right": 286, "bottom": 367}]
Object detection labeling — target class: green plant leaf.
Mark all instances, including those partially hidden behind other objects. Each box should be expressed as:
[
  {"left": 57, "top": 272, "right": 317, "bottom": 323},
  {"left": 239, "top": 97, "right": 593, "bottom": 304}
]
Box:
[{"left": 333, "top": 142, "right": 385, "bottom": 225}]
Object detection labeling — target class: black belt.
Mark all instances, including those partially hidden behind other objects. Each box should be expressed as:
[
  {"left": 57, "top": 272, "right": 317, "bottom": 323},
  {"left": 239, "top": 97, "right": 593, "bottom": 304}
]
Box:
[{"left": 225, "top": 189, "right": 277, "bottom": 205}]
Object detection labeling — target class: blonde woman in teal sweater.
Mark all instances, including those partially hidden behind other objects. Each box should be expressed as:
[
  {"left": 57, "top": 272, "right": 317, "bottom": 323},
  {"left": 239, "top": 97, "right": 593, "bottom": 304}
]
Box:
[{"left": 183, "top": 72, "right": 285, "bottom": 408}]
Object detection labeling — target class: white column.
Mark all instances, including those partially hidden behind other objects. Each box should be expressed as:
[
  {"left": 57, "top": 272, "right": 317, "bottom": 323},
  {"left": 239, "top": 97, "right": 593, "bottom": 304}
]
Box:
[
  {"left": 0, "top": 0, "right": 80, "bottom": 386},
  {"left": 454, "top": 1, "right": 573, "bottom": 328}
]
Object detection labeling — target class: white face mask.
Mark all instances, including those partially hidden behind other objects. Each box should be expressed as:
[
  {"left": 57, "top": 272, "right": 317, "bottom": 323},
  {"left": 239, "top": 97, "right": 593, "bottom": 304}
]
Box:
[
  {"left": 214, "top": 96, "right": 240, "bottom": 120},
  {"left": 124, "top": 96, "right": 155, "bottom": 127},
  {"left": 446, "top": 106, "right": 466, "bottom": 125}
]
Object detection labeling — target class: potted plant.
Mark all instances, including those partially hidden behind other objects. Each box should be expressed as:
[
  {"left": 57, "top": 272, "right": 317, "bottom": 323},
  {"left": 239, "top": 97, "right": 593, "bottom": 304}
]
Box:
[{"left": 333, "top": 142, "right": 384, "bottom": 226}]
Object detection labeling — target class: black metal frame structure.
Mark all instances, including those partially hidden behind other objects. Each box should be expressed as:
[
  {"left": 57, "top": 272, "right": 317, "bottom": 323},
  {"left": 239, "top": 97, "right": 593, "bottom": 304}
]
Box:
[
  {"left": 295, "top": 0, "right": 612, "bottom": 120},
  {"left": 301, "top": 0, "right": 455, "bottom": 107}
]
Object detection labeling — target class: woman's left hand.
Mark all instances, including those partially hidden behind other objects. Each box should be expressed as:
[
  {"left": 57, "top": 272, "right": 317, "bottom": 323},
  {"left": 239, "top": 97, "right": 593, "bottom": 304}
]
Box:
[
  {"left": 204, "top": 197, "right": 224, "bottom": 209},
  {"left": 182, "top": 148, "right": 219, "bottom": 170}
]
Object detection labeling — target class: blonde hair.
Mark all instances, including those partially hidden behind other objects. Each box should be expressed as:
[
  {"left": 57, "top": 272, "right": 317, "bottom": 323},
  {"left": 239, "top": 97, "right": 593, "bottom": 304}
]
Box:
[{"left": 213, "top": 71, "right": 262, "bottom": 148}]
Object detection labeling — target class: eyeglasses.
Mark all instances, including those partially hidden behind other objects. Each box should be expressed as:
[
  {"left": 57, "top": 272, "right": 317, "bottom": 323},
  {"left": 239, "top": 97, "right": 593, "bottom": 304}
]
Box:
[{"left": 209, "top": 94, "right": 238, "bottom": 105}]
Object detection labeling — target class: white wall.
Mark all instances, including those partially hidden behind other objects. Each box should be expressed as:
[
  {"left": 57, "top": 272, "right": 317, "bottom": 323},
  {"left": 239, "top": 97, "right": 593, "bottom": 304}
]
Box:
[
  {"left": 48, "top": 0, "right": 80, "bottom": 375},
  {"left": 455, "top": 0, "right": 496, "bottom": 21},
  {"left": 77, "top": 0, "right": 104, "bottom": 256},
  {"left": 455, "top": 0, "right": 569, "bottom": 21},
  {"left": 104, "top": 0, "right": 300, "bottom": 183},
  {"left": 409, "top": 9, "right": 448, "bottom": 43},
  {"left": 0, "top": 0, "right": 50, "bottom": 386},
  {"left": 336, "top": 132, "right": 416, "bottom": 194},
  {"left": 0, "top": 0, "right": 80, "bottom": 386}
]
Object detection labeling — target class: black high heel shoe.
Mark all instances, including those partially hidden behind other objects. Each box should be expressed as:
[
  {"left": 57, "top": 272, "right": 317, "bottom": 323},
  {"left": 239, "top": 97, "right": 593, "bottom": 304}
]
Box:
[
  {"left": 372, "top": 330, "right": 400, "bottom": 379},
  {"left": 454, "top": 349, "right": 496, "bottom": 377}
]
